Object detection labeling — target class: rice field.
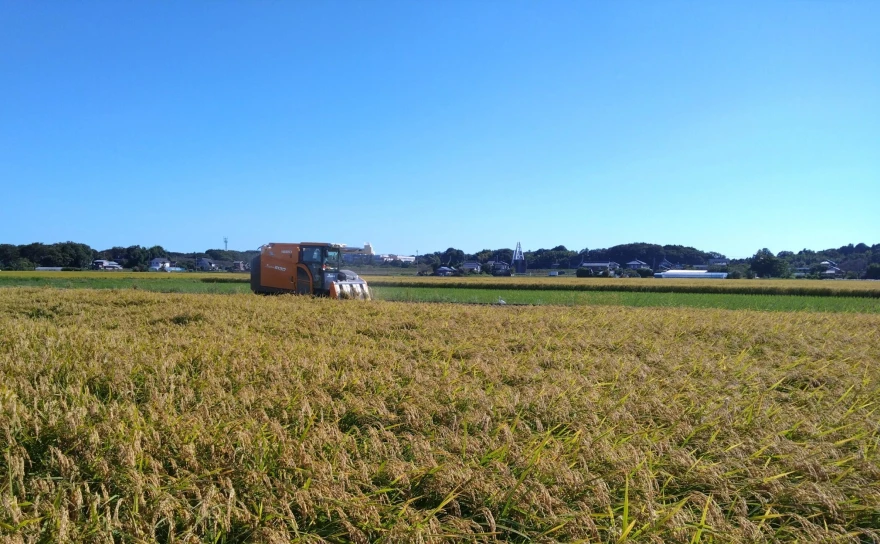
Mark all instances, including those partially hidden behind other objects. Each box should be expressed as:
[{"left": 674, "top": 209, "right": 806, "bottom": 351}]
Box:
[
  {"left": 372, "top": 287, "right": 880, "bottom": 313},
  {"left": 5, "top": 272, "right": 880, "bottom": 299},
  {"left": 2, "top": 287, "right": 879, "bottom": 542},
  {"left": 2, "top": 272, "right": 879, "bottom": 316},
  {"left": 363, "top": 276, "right": 880, "bottom": 298},
  {"left": 0, "top": 271, "right": 249, "bottom": 294}
]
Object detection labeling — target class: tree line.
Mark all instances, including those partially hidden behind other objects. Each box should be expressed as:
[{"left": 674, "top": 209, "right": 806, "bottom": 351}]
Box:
[
  {"left": 2, "top": 241, "right": 878, "bottom": 278},
  {"left": 410, "top": 242, "right": 880, "bottom": 279},
  {"left": 747, "top": 245, "right": 880, "bottom": 279},
  {"left": 412, "top": 243, "right": 721, "bottom": 271},
  {"left": 0, "top": 242, "right": 257, "bottom": 271},
  {"left": 414, "top": 243, "right": 722, "bottom": 270}
]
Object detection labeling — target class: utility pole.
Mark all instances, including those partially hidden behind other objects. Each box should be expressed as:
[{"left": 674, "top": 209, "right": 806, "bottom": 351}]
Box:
[{"left": 224, "top": 237, "right": 228, "bottom": 251}]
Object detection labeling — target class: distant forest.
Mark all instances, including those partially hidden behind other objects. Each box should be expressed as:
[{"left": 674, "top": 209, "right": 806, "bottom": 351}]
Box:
[
  {"left": 1, "top": 241, "right": 879, "bottom": 278},
  {"left": 0, "top": 243, "right": 257, "bottom": 272}
]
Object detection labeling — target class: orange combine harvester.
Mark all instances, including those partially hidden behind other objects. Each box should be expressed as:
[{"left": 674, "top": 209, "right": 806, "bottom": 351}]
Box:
[{"left": 250, "top": 242, "right": 372, "bottom": 300}]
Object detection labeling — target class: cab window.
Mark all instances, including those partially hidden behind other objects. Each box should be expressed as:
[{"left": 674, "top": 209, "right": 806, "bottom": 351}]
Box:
[{"left": 301, "top": 247, "right": 323, "bottom": 263}]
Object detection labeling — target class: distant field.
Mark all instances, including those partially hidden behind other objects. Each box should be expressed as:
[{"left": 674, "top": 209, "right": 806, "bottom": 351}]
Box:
[
  {"left": 372, "top": 286, "right": 880, "bottom": 313},
  {"left": 3, "top": 272, "right": 879, "bottom": 313},
  {"left": 2, "top": 288, "right": 879, "bottom": 541},
  {"left": 0, "top": 271, "right": 250, "bottom": 294},
  {"left": 364, "top": 276, "right": 880, "bottom": 298}
]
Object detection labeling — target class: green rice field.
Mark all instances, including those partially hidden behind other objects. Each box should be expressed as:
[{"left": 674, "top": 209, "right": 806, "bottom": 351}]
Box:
[{"left": 371, "top": 287, "right": 880, "bottom": 313}]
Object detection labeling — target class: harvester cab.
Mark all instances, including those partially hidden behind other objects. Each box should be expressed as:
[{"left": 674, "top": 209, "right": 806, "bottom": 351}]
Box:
[{"left": 250, "top": 243, "right": 372, "bottom": 300}]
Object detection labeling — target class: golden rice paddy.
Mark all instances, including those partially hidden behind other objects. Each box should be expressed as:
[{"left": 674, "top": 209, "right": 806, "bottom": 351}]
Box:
[{"left": 1, "top": 287, "right": 879, "bottom": 542}]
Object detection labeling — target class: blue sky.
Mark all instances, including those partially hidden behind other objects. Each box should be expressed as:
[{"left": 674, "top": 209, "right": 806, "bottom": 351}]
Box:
[{"left": 2, "top": 1, "right": 878, "bottom": 258}]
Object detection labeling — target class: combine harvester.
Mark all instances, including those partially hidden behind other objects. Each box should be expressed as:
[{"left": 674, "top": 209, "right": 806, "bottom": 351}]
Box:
[{"left": 250, "top": 242, "right": 372, "bottom": 299}]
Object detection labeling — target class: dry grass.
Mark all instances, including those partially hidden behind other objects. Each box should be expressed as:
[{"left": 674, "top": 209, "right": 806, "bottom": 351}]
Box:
[{"left": 1, "top": 288, "right": 879, "bottom": 542}]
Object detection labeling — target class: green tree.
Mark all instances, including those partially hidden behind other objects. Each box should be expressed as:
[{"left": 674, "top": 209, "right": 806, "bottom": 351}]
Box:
[
  {"left": 441, "top": 248, "right": 465, "bottom": 267},
  {"left": 472, "top": 249, "right": 494, "bottom": 263},
  {"left": 38, "top": 246, "right": 63, "bottom": 267},
  {"left": 55, "top": 241, "right": 95, "bottom": 268},
  {"left": 749, "top": 249, "right": 789, "bottom": 278},
  {"left": 124, "top": 246, "right": 149, "bottom": 269},
  {"left": 147, "top": 245, "right": 168, "bottom": 260},
  {"left": 0, "top": 244, "right": 19, "bottom": 267},
  {"left": 865, "top": 263, "right": 880, "bottom": 280},
  {"left": 10, "top": 258, "right": 35, "bottom": 271},
  {"left": 18, "top": 243, "right": 46, "bottom": 264}
]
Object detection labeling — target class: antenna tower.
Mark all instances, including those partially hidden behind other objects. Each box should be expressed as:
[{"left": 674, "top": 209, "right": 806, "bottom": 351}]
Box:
[
  {"left": 512, "top": 242, "right": 526, "bottom": 274},
  {"left": 224, "top": 237, "right": 228, "bottom": 251}
]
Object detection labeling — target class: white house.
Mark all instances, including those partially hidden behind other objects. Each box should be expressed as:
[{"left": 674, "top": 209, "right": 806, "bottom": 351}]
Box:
[{"left": 150, "top": 257, "right": 171, "bottom": 270}]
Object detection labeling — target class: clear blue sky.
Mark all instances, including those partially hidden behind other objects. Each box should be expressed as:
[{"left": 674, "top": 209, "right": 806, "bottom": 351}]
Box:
[{"left": 2, "top": 1, "right": 878, "bottom": 258}]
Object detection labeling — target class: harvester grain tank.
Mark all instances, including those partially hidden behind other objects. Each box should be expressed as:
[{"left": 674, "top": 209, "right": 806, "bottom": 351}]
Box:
[{"left": 250, "top": 242, "right": 371, "bottom": 299}]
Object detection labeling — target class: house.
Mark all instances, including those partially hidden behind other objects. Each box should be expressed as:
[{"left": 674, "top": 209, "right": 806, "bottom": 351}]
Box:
[
  {"left": 793, "top": 265, "right": 842, "bottom": 278},
  {"left": 435, "top": 266, "right": 455, "bottom": 276},
  {"left": 231, "top": 261, "right": 247, "bottom": 271},
  {"left": 657, "top": 258, "right": 676, "bottom": 271},
  {"left": 579, "top": 261, "right": 620, "bottom": 273},
  {"left": 626, "top": 260, "right": 648, "bottom": 270},
  {"left": 196, "top": 258, "right": 217, "bottom": 271},
  {"left": 793, "top": 266, "right": 811, "bottom": 278},
  {"left": 461, "top": 261, "right": 483, "bottom": 273},
  {"left": 490, "top": 261, "right": 511, "bottom": 276},
  {"left": 150, "top": 257, "right": 171, "bottom": 270},
  {"left": 823, "top": 266, "right": 844, "bottom": 277}
]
